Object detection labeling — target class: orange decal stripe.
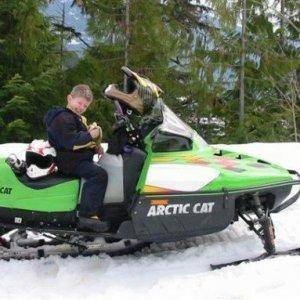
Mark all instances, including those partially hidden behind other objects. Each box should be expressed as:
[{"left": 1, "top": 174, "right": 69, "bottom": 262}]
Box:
[{"left": 150, "top": 199, "right": 169, "bottom": 206}]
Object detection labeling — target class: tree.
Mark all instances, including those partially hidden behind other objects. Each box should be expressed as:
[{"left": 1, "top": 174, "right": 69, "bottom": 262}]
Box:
[
  {"left": 0, "top": 0, "right": 62, "bottom": 142},
  {"left": 207, "top": 0, "right": 299, "bottom": 142}
]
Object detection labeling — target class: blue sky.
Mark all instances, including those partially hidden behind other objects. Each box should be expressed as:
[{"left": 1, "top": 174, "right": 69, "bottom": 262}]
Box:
[{"left": 42, "top": 0, "right": 90, "bottom": 53}]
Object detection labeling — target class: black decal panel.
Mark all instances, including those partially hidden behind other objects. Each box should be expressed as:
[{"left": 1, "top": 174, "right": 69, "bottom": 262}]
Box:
[{"left": 131, "top": 193, "right": 235, "bottom": 242}]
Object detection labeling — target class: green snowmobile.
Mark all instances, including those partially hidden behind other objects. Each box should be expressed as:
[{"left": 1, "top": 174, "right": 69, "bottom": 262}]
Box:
[{"left": 0, "top": 67, "right": 299, "bottom": 264}]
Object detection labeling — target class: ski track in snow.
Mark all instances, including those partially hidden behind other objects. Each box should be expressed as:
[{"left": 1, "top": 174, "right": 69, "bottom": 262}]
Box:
[{"left": 0, "top": 142, "right": 300, "bottom": 299}]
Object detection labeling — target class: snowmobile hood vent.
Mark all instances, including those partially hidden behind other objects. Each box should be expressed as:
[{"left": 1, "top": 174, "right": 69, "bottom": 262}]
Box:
[{"left": 104, "top": 67, "right": 163, "bottom": 116}]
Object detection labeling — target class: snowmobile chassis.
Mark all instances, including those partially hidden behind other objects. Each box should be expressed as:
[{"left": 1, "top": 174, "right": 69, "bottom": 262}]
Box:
[{"left": 0, "top": 184, "right": 299, "bottom": 266}]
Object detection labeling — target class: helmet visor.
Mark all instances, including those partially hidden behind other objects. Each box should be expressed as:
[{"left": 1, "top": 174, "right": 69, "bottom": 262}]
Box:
[{"left": 26, "top": 151, "right": 54, "bottom": 169}]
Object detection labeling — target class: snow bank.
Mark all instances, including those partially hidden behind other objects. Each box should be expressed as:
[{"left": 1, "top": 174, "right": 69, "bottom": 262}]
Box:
[
  {"left": 0, "top": 142, "right": 299, "bottom": 299},
  {"left": 0, "top": 143, "right": 27, "bottom": 160}
]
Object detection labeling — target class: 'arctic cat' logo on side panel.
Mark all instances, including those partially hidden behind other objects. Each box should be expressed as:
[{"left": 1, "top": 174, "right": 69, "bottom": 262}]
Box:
[
  {"left": 147, "top": 202, "right": 215, "bottom": 217},
  {"left": 0, "top": 187, "right": 12, "bottom": 195}
]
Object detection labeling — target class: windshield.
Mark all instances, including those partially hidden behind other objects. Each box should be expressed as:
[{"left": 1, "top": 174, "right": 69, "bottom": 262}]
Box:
[{"left": 157, "top": 102, "right": 207, "bottom": 147}]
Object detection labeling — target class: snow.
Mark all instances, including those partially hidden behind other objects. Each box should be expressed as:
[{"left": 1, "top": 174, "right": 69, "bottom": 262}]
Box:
[
  {"left": 0, "top": 143, "right": 27, "bottom": 160},
  {"left": 0, "top": 142, "right": 300, "bottom": 299}
]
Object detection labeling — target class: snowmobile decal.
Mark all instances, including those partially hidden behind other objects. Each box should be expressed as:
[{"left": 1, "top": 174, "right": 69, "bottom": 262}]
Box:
[
  {"left": 221, "top": 166, "right": 246, "bottom": 173},
  {"left": 247, "top": 163, "right": 268, "bottom": 168},
  {"left": 143, "top": 185, "right": 173, "bottom": 193},
  {"left": 150, "top": 199, "right": 169, "bottom": 205},
  {"left": 14, "top": 217, "right": 22, "bottom": 224},
  {"left": 150, "top": 152, "right": 273, "bottom": 175},
  {"left": 144, "top": 164, "right": 220, "bottom": 192},
  {"left": 147, "top": 202, "right": 215, "bottom": 217},
  {"left": 214, "top": 157, "right": 246, "bottom": 173},
  {"left": 151, "top": 154, "right": 209, "bottom": 165},
  {"left": 150, "top": 154, "right": 247, "bottom": 173},
  {"left": 0, "top": 187, "right": 12, "bottom": 195}
]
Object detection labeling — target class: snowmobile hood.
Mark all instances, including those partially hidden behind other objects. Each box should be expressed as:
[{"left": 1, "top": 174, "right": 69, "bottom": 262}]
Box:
[
  {"left": 44, "top": 106, "right": 66, "bottom": 127},
  {"left": 199, "top": 148, "right": 295, "bottom": 192},
  {"left": 139, "top": 145, "right": 296, "bottom": 195}
]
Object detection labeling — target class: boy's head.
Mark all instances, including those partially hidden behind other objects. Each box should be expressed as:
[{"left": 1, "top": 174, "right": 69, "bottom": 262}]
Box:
[{"left": 67, "top": 84, "right": 93, "bottom": 115}]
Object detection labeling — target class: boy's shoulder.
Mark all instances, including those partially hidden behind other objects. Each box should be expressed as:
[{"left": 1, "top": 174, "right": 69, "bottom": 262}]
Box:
[{"left": 44, "top": 106, "right": 76, "bottom": 127}]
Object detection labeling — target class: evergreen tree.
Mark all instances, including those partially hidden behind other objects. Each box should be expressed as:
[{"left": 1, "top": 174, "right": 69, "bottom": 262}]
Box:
[
  {"left": 0, "top": 0, "right": 298, "bottom": 143},
  {"left": 68, "top": 0, "right": 179, "bottom": 140},
  {"left": 0, "top": 0, "right": 62, "bottom": 142},
  {"left": 207, "top": 0, "right": 299, "bottom": 142}
]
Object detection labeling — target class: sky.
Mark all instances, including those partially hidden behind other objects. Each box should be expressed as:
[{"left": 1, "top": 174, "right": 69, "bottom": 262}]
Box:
[{"left": 42, "top": 0, "right": 90, "bottom": 54}]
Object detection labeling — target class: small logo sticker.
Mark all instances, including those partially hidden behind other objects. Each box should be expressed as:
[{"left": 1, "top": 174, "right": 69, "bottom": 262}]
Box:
[
  {"left": 14, "top": 217, "right": 22, "bottom": 224},
  {"left": 0, "top": 187, "right": 12, "bottom": 195}
]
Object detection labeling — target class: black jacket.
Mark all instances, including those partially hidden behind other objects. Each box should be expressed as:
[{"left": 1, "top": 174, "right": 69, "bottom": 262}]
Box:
[{"left": 44, "top": 107, "right": 95, "bottom": 174}]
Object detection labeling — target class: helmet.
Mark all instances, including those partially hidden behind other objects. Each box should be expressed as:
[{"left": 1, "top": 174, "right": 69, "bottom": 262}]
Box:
[
  {"left": 6, "top": 154, "right": 26, "bottom": 175},
  {"left": 26, "top": 140, "right": 57, "bottom": 179}
]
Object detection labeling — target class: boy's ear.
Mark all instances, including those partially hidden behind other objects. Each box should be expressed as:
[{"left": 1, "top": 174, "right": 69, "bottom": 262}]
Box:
[{"left": 67, "top": 94, "right": 72, "bottom": 103}]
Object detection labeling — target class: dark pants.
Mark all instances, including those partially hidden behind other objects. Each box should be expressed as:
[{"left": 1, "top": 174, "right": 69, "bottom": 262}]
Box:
[{"left": 73, "top": 160, "right": 108, "bottom": 218}]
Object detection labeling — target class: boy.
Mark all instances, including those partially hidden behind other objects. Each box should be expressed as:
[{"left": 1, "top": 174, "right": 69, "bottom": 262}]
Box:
[{"left": 44, "top": 84, "right": 108, "bottom": 231}]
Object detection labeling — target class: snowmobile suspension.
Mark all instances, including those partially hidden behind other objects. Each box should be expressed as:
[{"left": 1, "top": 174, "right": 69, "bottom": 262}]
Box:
[{"left": 238, "top": 193, "right": 275, "bottom": 255}]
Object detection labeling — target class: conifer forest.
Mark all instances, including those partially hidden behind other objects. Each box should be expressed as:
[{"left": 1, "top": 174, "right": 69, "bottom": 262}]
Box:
[{"left": 0, "top": 0, "right": 299, "bottom": 144}]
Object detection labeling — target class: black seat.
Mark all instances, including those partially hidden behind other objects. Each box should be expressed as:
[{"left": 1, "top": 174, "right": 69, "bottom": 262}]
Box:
[{"left": 16, "top": 172, "right": 78, "bottom": 190}]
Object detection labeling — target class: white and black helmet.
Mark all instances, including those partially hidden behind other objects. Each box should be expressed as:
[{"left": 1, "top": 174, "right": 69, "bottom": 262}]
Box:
[{"left": 26, "top": 140, "right": 58, "bottom": 179}]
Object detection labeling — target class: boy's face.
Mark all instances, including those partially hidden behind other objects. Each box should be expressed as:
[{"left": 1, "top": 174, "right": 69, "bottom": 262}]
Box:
[{"left": 67, "top": 95, "right": 91, "bottom": 115}]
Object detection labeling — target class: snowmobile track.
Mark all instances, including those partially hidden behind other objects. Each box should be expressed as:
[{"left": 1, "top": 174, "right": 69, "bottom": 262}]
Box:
[{"left": 0, "top": 238, "right": 151, "bottom": 261}]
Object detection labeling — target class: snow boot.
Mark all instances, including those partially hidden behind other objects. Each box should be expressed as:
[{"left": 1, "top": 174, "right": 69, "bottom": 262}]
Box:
[{"left": 78, "top": 216, "right": 110, "bottom": 232}]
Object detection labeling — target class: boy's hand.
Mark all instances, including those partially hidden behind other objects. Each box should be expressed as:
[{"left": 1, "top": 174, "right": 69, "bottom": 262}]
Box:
[
  {"left": 89, "top": 122, "right": 98, "bottom": 130},
  {"left": 89, "top": 126, "right": 101, "bottom": 139},
  {"left": 96, "top": 145, "right": 104, "bottom": 156}
]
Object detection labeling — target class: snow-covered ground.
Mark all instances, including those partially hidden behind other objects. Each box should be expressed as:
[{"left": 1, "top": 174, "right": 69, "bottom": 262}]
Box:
[{"left": 0, "top": 142, "right": 300, "bottom": 300}]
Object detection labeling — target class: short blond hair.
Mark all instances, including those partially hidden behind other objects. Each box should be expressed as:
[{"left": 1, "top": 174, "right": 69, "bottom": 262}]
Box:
[{"left": 70, "top": 84, "right": 93, "bottom": 102}]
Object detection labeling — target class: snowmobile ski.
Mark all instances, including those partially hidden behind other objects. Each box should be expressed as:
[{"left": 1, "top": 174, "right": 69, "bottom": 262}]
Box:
[{"left": 210, "top": 247, "right": 300, "bottom": 270}]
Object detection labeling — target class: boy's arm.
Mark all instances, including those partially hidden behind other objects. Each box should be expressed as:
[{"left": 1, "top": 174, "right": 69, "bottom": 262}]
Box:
[{"left": 51, "top": 113, "right": 93, "bottom": 150}]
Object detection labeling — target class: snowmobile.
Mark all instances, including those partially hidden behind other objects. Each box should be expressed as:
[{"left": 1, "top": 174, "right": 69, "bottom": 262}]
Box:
[{"left": 0, "top": 67, "right": 300, "bottom": 266}]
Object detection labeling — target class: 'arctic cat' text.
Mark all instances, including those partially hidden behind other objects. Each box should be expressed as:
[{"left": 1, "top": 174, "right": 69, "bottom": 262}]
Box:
[
  {"left": 0, "top": 187, "right": 12, "bottom": 195},
  {"left": 147, "top": 202, "right": 215, "bottom": 217}
]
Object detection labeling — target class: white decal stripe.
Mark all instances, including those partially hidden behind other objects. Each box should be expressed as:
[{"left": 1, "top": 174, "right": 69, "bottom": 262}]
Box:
[{"left": 145, "top": 164, "right": 220, "bottom": 192}]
